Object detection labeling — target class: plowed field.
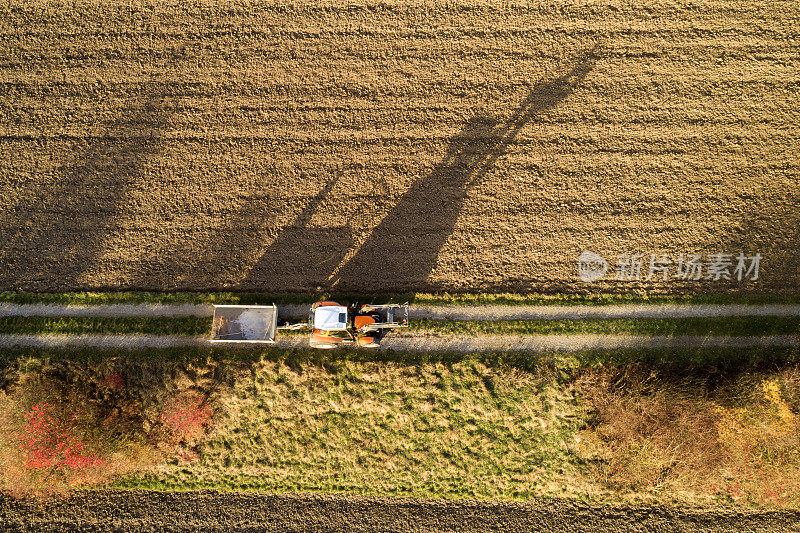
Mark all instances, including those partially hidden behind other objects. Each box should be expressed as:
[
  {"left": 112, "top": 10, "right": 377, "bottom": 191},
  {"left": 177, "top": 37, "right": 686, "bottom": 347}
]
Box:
[
  {"left": 1, "top": 1, "right": 798, "bottom": 293},
  {"left": 3, "top": 491, "right": 800, "bottom": 532}
]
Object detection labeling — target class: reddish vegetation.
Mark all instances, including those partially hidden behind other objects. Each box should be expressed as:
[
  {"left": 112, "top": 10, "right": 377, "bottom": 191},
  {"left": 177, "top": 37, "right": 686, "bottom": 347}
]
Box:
[
  {"left": 21, "top": 402, "right": 104, "bottom": 471},
  {"left": 159, "top": 390, "right": 212, "bottom": 446},
  {"left": 0, "top": 366, "right": 215, "bottom": 497},
  {"left": 101, "top": 373, "right": 125, "bottom": 389}
]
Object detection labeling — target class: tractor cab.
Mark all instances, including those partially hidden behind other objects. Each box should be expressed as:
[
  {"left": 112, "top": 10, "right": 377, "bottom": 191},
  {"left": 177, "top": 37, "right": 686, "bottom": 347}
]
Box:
[{"left": 308, "top": 301, "right": 352, "bottom": 349}]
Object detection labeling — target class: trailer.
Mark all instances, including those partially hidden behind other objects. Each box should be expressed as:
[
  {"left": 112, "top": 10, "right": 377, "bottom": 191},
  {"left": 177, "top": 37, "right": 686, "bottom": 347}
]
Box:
[
  {"left": 210, "top": 304, "right": 278, "bottom": 343},
  {"left": 209, "top": 301, "right": 408, "bottom": 348}
]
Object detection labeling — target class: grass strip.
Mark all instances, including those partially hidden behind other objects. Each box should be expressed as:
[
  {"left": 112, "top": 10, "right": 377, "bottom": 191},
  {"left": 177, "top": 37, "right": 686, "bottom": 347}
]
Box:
[
  {"left": 411, "top": 292, "right": 800, "bottom": 307},
  {"left": 413, "top": 316, "right": 800, "bottom": 337},
  {"left": 0, "top": 291, "right": 293, "bottom": 306},
  {"left": 0, "top": 316, "right": 211, "bottom": 336},
  {"left": 108, "top": 350, "right": 800, "bottom": 499},
  {"left": 110, "top": 356, "right": 582, "bottom": 499},
  {"left": 4, "top": 345, "right": 799, "bottom": 504},
  {"left": 2, "top": 343, "right": 799, "bottom": 503},
  {"left": 2, "top": 343, "right": 798, "bottom": 377},
  {"left": 2, "top": 291, "right": 799, "bottom": 307},
  {"left": 3, "top": 316, "right": 798, "bottom": 339}
]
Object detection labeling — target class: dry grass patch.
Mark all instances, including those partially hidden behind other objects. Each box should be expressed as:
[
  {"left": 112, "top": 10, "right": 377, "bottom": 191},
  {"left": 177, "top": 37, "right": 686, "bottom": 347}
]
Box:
[
  {"left": 8, "top": 349, "right": 800, "bottom": 507},
  {"left": 578, "top": 365, "right": 800, "bottom": 507},
  {"left": 119, "top": 359, "right": 586, "bottom": 499}
]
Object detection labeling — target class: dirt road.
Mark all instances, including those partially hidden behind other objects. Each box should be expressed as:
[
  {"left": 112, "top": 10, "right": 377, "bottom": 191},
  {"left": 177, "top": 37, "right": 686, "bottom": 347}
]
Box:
[
  {"left": 0, "top": 333, "right": 796, "bottom": 352},
  {"left": 2, "top": 490, "right": 798, "bottom": 532}
]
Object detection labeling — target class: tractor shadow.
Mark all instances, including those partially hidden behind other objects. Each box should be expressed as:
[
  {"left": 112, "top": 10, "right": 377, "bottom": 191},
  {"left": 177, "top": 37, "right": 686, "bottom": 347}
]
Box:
[
  {"left": 238, "top": 173, "right": 355, "bottom": 292},
  {"left": 241, "top": 46, "right": 600, "bottom": 293},
  {"left": 0, "top": 84, "right": 175, "bottom": 291}
]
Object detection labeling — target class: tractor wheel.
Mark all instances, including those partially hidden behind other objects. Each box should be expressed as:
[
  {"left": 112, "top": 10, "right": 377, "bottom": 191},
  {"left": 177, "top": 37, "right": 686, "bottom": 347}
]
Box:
[{"left": 358, "top": 336, "right": 380, "bottom": 348}]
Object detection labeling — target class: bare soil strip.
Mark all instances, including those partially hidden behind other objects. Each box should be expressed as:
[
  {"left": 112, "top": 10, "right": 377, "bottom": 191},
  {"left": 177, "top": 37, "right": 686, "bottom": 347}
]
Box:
[
  {"left": 0, "top": 333, "right": 796, "bottom": 352},
  {"left": 3, "top": 303, "right": 800, "bottom": 321},
  {"left": 1, "top": 490, "right": 799, "bottom": 532}
]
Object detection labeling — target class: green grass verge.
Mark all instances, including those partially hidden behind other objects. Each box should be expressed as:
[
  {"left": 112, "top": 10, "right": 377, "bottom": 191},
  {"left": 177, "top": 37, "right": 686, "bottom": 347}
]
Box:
[
  {"left": 1, "top": 316, "right": 797, "bottom": 338},
  {"left": 2, "top": 290, "right": 799, "bottom": 306},
  {"left": 112, "top": 358, "right": 584, "bottom": 498},
  {"left": 412, "top": 292, "right": 800, "bottom": 307},
  {"left": 4, "top": 343, "right": 799, "bottom": 500},
  {"left": 106, "top": 346, "right": 800, "bottom": 498},
  {"left": 415, "top": 316, "right": 800, "bottom": 337},
  {"left": 2, "top": 342, "right": 798, "bottom": 379},
  {"left": 0, "top": 291, "right": 300, "bottom": 306},
  {"left": 0, "top": 316, "right": 211, "bottom": 336}
]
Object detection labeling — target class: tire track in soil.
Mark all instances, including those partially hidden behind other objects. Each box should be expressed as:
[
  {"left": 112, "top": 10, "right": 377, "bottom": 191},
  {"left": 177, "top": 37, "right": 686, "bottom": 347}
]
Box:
[
  {"left": 0, "top": 303, "right": 214, "bottom": 318},
  {"left": 0, "top": 333, "right": 796, "bottom": 352},
  {"left": 2, "top": 490, "right": 799, "bottom": 532},
  {"left": 410, "top": 304, "right": 800, "bottom": 321}
]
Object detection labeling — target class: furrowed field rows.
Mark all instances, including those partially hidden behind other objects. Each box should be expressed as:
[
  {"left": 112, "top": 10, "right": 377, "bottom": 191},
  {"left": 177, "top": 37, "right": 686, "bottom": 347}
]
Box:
[
  {"left": 4, "top": 491, "right": 800, "bottom": 532},
  {"left": 2, "top": 38, "right": 796, "bottom": 60},
  {"left": 4, "top": 106, "right": 800, "bottom": 135},
  {"left": 0, "top": 1, "right": 798, "bottom": 293}
]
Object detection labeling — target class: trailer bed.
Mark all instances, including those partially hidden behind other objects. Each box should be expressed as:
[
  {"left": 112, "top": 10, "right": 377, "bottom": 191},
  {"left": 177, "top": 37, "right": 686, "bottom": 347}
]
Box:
[{"left": 210, "top": 305, "right": 278, "bottom": 343}]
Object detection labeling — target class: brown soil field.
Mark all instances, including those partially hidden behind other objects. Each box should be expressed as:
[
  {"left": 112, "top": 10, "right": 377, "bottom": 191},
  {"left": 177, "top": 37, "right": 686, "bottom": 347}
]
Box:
[
  {"left": 2, "top": 490, "right": 800, "bottom": 532},
  {"left": 0, "top": 1, "right": 798, "bottom": 294}
]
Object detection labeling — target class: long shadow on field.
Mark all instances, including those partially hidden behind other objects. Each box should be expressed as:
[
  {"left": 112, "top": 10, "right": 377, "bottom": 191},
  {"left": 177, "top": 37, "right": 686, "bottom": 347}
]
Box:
[
  {"left": 0, "top": 84, "right": 175, "bottom": 291},
  {"left": 242, "top": 47, "right": 600, "bottom": 293},
  {"left": 239, "top": 173, "right": 355, "bottom": 292}
]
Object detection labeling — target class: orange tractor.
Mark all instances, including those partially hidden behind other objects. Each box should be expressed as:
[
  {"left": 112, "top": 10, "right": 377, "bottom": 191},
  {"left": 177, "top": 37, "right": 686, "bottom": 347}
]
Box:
[{"left": 308, "top": 301, "right": 409, "bottom": 349}]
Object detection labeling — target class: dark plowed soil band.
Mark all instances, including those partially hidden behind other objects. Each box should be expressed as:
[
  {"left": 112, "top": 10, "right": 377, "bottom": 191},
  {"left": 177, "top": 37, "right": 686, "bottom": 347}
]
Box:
[{"left": 2, "top": 490, "right": 799, "bottom": 532}]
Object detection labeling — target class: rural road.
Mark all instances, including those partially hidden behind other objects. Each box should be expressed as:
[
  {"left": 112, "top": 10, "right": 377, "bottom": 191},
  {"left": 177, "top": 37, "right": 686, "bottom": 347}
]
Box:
[
  {"left": 0, "top": 333, "right": 797, "bottom": 352},
  {"left": 3, "top": 303, "right": 797, "bottom": 352},
  {"left": 2, "top": 490, "right": 799, "bottom": 532},
  {"left": 3, "top": 303, "right": 800, "bottom": 320}
]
